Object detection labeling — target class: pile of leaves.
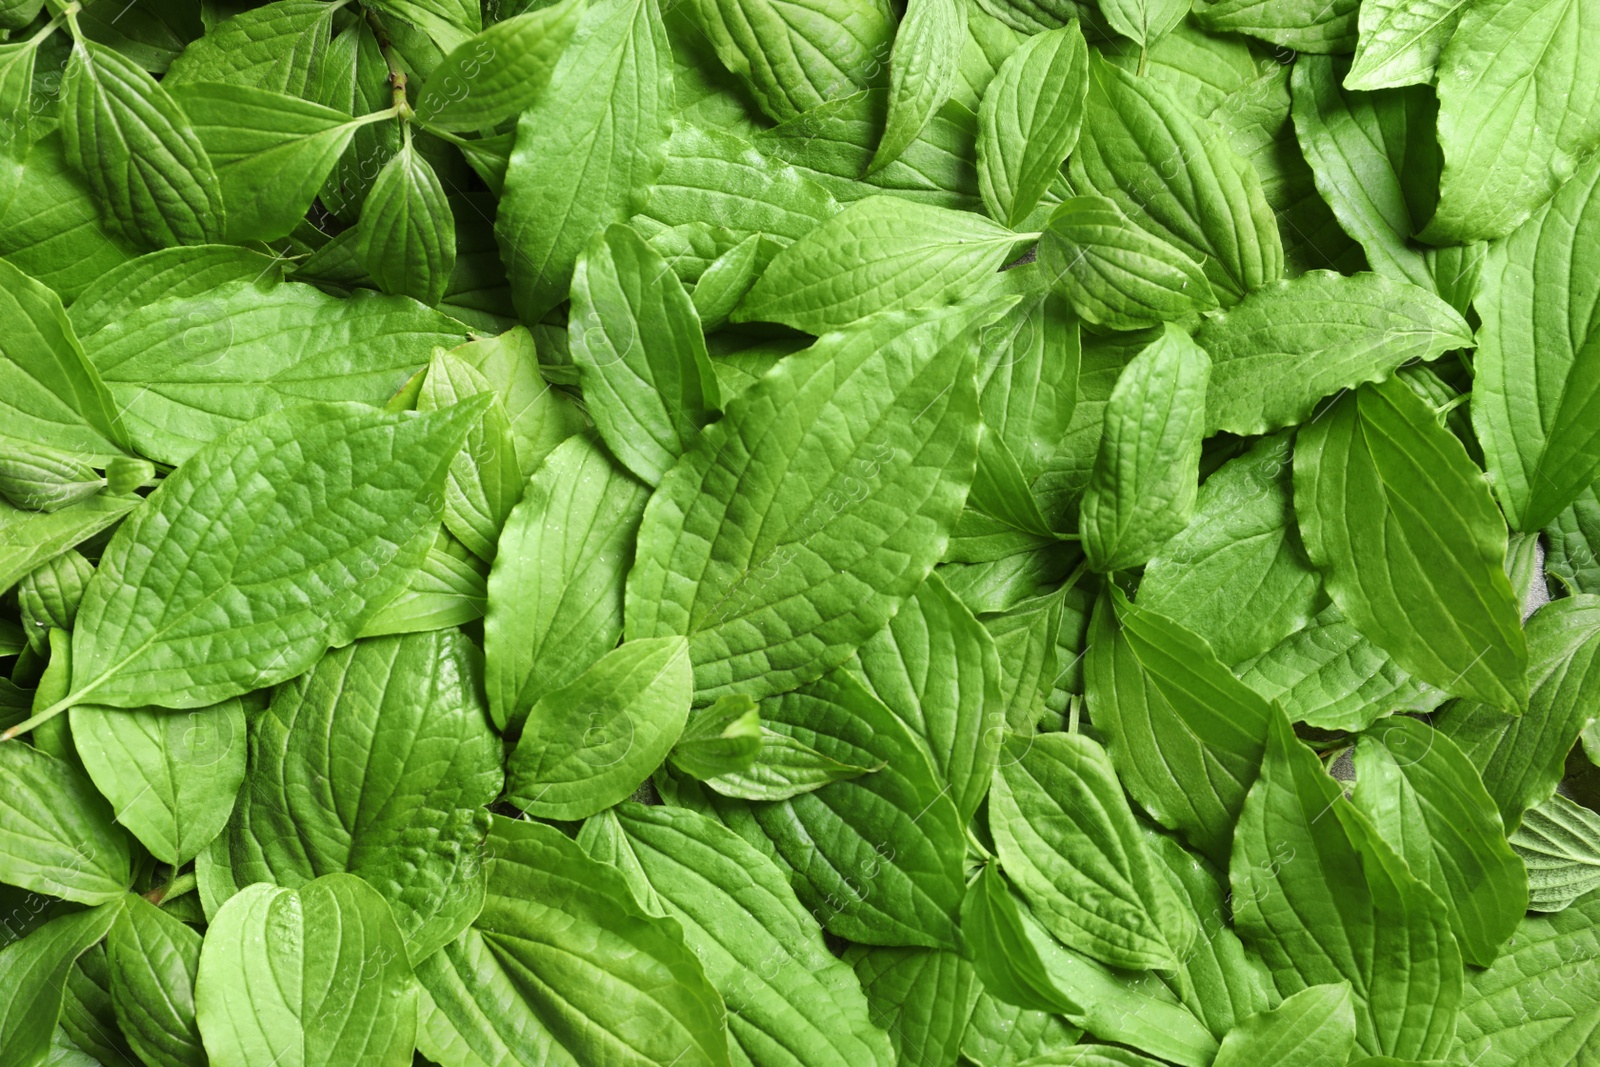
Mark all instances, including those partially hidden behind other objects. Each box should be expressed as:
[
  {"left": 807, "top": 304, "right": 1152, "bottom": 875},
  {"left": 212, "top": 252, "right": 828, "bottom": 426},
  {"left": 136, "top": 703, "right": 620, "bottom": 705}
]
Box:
[{"left": 1, "top": 0, "right": 1599, "bottom": 1063}]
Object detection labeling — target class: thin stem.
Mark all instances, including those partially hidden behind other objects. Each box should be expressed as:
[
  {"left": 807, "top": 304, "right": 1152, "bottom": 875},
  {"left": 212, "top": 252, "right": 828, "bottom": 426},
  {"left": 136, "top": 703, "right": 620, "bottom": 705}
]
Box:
[
  {"left": 0, "top": 696, "right": 73, "bottom": 741},
  {"left": 1137, "top": 46, "right": 1148, "bottom": 77},
  {"left": 145, "top": 872, "right": 197, "bottom": 907},
  {"left": 412, "top": 120, "right": 477, "bottom": 151}
]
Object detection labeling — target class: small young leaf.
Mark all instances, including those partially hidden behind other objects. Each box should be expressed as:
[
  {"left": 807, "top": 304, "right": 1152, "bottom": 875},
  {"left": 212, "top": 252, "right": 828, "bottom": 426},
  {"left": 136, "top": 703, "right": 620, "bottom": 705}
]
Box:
[
  {"left": 415, "top": 0, "right": 582, "bottom": 131},
  {"left": 975, "top": 20, "right": 1087, "bottom": 227},
  {"left": 1080, "top": 324, "right": 1210, "bottom": 573},
  {"left": 1039, "top": 194, "right": 1217, "bottom": 330},
  {"left": 569, "top": 224, "right": 721, "bottom": 485},
  {"left": 870, "top": 0, "right": 966, "bottom": 174},
  {"left": 357, "top": 138, "right": 457, "bottom": 307}
]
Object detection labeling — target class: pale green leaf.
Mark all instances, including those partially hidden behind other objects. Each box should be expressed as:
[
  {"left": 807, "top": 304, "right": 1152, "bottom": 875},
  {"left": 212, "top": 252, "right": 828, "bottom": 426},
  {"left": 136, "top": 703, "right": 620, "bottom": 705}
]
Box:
[
  {"left": 1470, "top": 152, "right": 1600, "bottom": 531},
  {"left": 1039, "top": 194, "right": 1216, "bottom": 330},
  {"left": 626, "top": 304, "right": 984, "bottom": 703},
  {"left": 194, "top": 874, "right": 418, "bottom": 1067},
  {"left": 734, "top": 196, "right": 1023, "bottom": 333},
  {"left": 569, "top": 223, "right": 721, "bottom": 485},
  {"left": 207, "top": 631, "right": 501, "bottom": 963},
  {"left": 1211, "top": 984, "right": 1357, "bottom": 1067},
  {"left": 415, "top": 816, "right": 731, "bottom": 1067},
  {"left": 1139, "top": 433, "right": 1319, "bottom": 665},
  {"left": 1080, "top": 324, "right": 1210, "bottom": 573},
  {"left": 506, "top": 636, "right": 692, "bottom": 819},
  {"left": 485, "top": 434, "right": 649, "bottom": 732},
  {"left": 870, "top": 0, "right": 965, "bottom": 174},
  {"left": 417, "top": 349, "right": 523, "bottom": 563},
  {"left": 1424, "top": 0, "right": 1600, "bottom": 243},
  {"left": 976, "top": 20, "right": 1086, "bottom": 227},
  {"left": 1195, "top": 270, "right": 1473, "bottom": 436},
  {"left": 991, "top": 731, "right": 1199, "bottom": 972},
  {"left": 65, "top": 401, "right": 480, "bottom": 710},
  {"left": 0, "top": 740, "right": 133, "bottom": 904},
  {"left": 1231, "top": 711, "right": 1462, "bottom": 1060},
  {"left": 357, "top": 139, "right": 456, "bottom": 307},
  {"left": 1070, "top": 54, "right": 1282, "bottom": 303},
  {"left": 415, "top": 0, "right": 582, "bottom": 130},
  {"left": 1293, "top": 378, "right": 1527, "bottom": 709},
  {"left": 60, "top": 39, "right": 224, "bottom": 248},
  {"left": 495, "top": 0, "right": 672, "bottom": 320},
  {"left": 107, "top": 896, "right": 206, "bottom": 1067},
  {"left": 71, "top": 699, "right": 247, "bottom": 866}
]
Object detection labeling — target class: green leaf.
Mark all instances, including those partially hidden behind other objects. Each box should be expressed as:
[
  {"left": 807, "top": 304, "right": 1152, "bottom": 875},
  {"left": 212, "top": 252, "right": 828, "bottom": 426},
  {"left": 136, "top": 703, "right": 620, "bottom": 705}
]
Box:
[
  {"left": 84, "top": 279, "right": 467, "bottom": 466},
  {"left": 1345, "top": 0, "right": 1472, "bottom": 89},
  {"left": 640, "top": 122, "right": 841, "bottom": 248},
  {"left": 1423, "top": 0, "right": 1600, "bottom": 243},
  {"left": 414, "top": 0, "right": 582, "bottom": 130},
  {"left": 107, "top": 895, "right": 206, "bottom": 1067},
  {"left": 1084, "top": 586, "right": 1275, "bottom": 864},
  {"left": 983, "top": 585, "right": 1066, "bottom": 730},
  {"left": 1039, "top": 194, "right": 1217, "bottom": 330},
  {"left": 448, "top": 327, "right": 588, "bottom": 479},
  {"left": 1148, "top": 831, "right": 1273, "bottom": 1038},
  {"left": 0, "top": 903, "right": 123, "bottom": 1067},
  {"left": 1070, "top": 53, "right": 1282, "bottom": 302},
  {"left": 64, "top": 401, "right": 480, "bottom": 711},
  {"left": 1289, "top": 56, "right": 1484, "bottom": 315},
  {"left": 1351, "top": 716, "right": 1527, "bottom": 965},
  {"left": 850, "top": 571, "right": 1002, "bottom": 822},
  {"left": 690, "top": 0, "right": 896, "bottom": 122},
  {"left": 991, "top": 731, "right": 1199, "bottom": 971},
  {"left": 668, "top": 694, "right": 762, "bottom": 779},
  {"left": 734, "top": 197, "right": 1022, "bottom": 333},
  {"left": 358, "top": 138, "right": 456, "bottom": 307},
  {"left": 960, "top": 991, "right": 1083, "bottom": 1067},
  {"left": 1192, "top": 0, "right": 1358, "bottom": 51},
  {"left": 754, "top": 89, "right": 982, "bottom": 211},
  {"left": 0, "top": 132, "right": 145, "bottom": 302},
  {"left": 1080, "top": 324, "right": 1210, "bottom": 573},
  {"left": 1203, "top": 65, "right": 1366, "bottom": 278},
  {"left": 870, "top": 0, "right": 965, "bottom": 174},
  {"left": 1470, "top": 153, "right": 1600, "bottom": 531},
  {"left": 1455, "top": 889, "right": 1600, "bottom": 1066},
  {"left": 1099, "top": 0, "right": 1188, "bottom": 46},
  {"left": 569, "top": 223, "right": 721, "bottom": 485},
  {"left": 417, "top": 349, "right": 523, "bottom": 563},
  {"left": 485, "top": 434, "right": 649, "bottom": 732},
  {"left": 208, "top": 631, "right": 501, "bottom": 963},
  {"left": 1139, "top": 434, "right": 1319, "bottom": 665},
  {"left": 974, "top": 271, "right": 1080, "bottom": 482},
  {"left": 1293, "top": 379, "right": 1528, "bottom": 708},
  {"left": 1435, "top": 596, "right": 1600, "bottom": 830},
  {"left": 708, "top": 667, "right": 966, "bottom": 946},
  {"left": 0, "top": 257, "right": 128, "bottom": 462},
  {"left": 194, "top": 874, "right": 418, "bottom": 1067},
  {"left": 60, "top": 39, "right": 223, "bottom": 248},
  {"left": 1098, "top": 19, "right": 1261, "bottom": 117},
  {"left": 846, "top": 947, "right": 979, "bottom": 1066},
  {"left": 495, "top": 0, "right": 672, "bottom": 321},
  {"left": 1510, "top": 793, "right": 1600, "bottom": 912},
  {"left": 367, "top": 0, "right": 480, "bottom": 52},
  {"left": 1212, "top": 984, "right": 1358, "bottom": 1067},
  {"left": 1197, "top": 271, "right": 1472, "bottom": 436},
  {"left": 357, "top": 527, "right": 488, "bottom": 638},
  {"left": 1231, "top": 712, "right": 1462, "bottom": 1061},
  {"left": 959, "top": 865, "right": 1220, "bottom": 1066},
  {"left": 596, "top": 804, "right": 897, "bottom": 1067},
  {"left": 507, "top": 636, "right": 692, "bottom": 819},
  {"left": 170, "top": 82, "right": 365, "bottom": 243},
  {"left": 0, "top": 740, "right": 132, "bottom": 904},
  {"left": 975, "top": 20, "right": 1086, "bottom": 227},
  {"left": 699, "top": 725, "right": 879, "bottom": 800},
  {"left": 626, "top": 304, "right": 983, "bottom": 704},
  {"left": 0, "top": 493, "right": 140, "bottom": 596},
  {"left": 1236, "top": 604, "right": 1445, "bottom": 732},
  {"left": 415, "top": 816, "right": 732, "bottom": 1067},
  {"left": 67, "top": 244, "right": 285, "bottom": 338},
  {"left": 164, "top": 1, "right": 339, "bottom": 96},
  {"left": 70, "top": 698, "right": 248, "bottom": 866}
]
